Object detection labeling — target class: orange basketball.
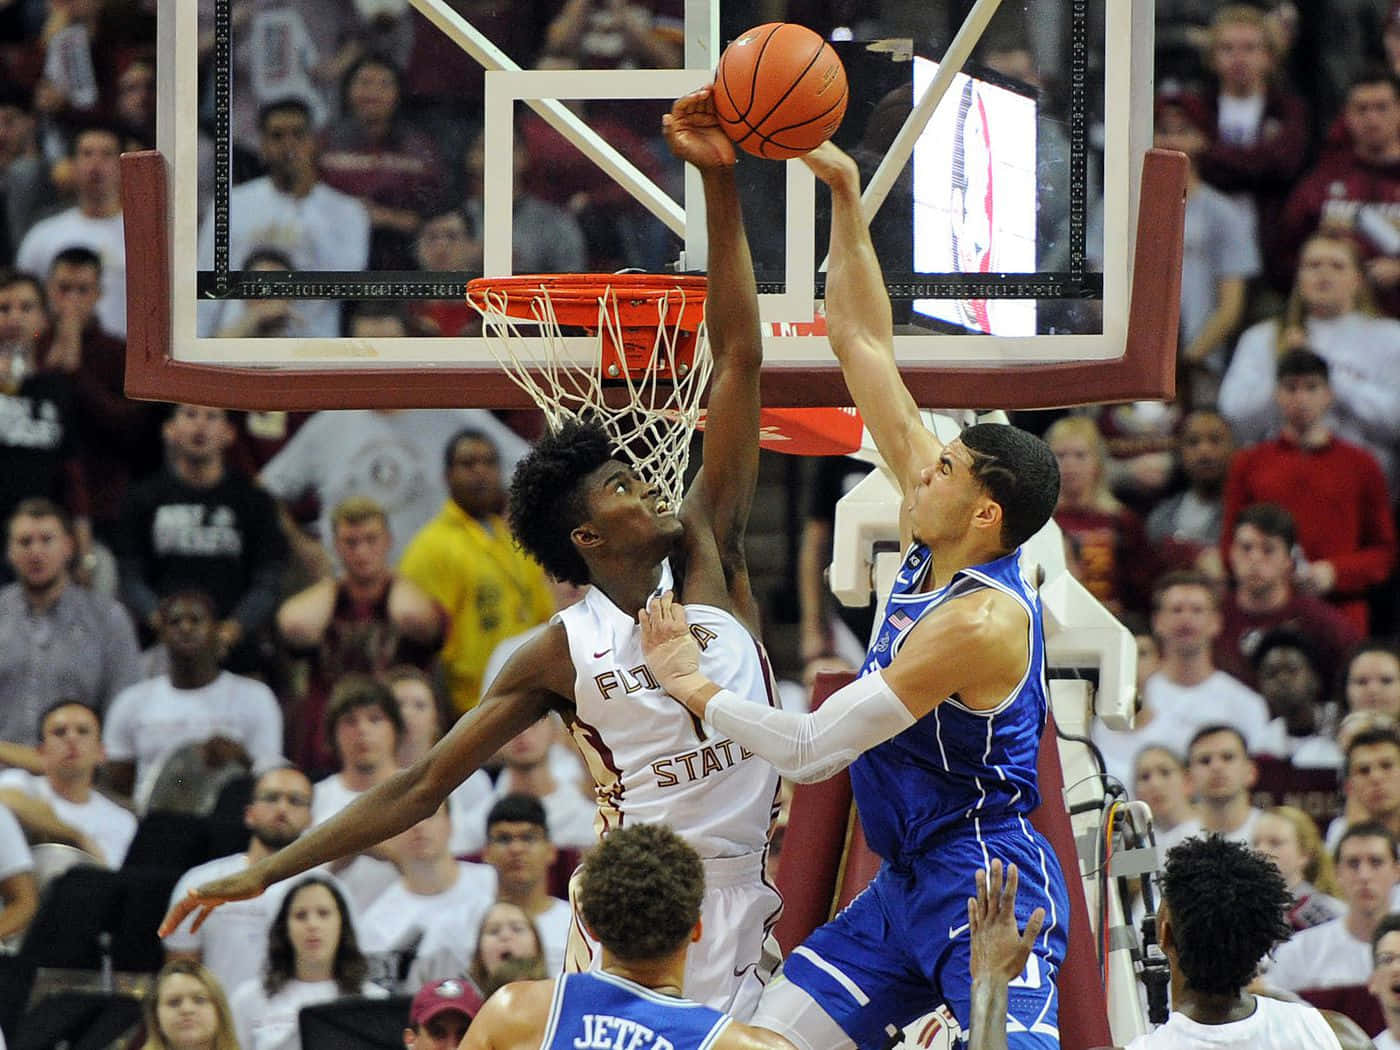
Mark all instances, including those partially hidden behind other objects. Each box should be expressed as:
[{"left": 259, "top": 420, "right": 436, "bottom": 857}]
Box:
[{"left": 713, "top": 23, "right": 848, "bottom": 160}]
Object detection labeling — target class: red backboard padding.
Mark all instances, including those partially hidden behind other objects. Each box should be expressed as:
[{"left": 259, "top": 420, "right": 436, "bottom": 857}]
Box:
[{"left": 773, "top": 671, "right": 856, "bottom": 954}]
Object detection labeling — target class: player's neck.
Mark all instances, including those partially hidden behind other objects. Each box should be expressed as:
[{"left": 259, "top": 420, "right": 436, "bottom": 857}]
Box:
[
  {"left": 592, "top": 561, "right": 666, "bottom": 623},
  {"left": 599, "top": 949, "right": 686, "bottom": 998},
  {"left": 1174, "top": 984, "right": 1258, "bottom": 1026},
  {"left": 926, "top": 539, "right": 1004, "bottom": 590}
]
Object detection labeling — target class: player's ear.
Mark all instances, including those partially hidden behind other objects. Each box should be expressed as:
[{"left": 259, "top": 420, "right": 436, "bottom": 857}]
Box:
[
  {"left": 691, "top": 917, "right": 703, "bottom": 944},
  {"left": 972, "top": 496, "right": 1002, "bottom": 535},
  {"left": 571, "top": 522, "right": 602, "bottom": 551}
]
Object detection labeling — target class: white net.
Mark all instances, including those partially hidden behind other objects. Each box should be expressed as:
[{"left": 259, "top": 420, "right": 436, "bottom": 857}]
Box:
[{"left": 468, "top": 278, "right": 713, "bottom": 507}]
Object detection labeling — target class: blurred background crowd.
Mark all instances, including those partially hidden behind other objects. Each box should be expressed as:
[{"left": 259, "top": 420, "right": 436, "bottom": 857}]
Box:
[{"left": 0, "top": 0, "right": 1397, "bottom": 1047}]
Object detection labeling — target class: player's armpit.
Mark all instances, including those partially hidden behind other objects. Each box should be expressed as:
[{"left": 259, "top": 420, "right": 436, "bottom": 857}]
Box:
[{"left": 881, "top": 590, "right": 1030, "bottom": 719}]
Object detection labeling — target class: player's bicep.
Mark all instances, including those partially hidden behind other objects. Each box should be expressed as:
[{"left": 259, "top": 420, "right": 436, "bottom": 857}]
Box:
[{"left": 685, "top": 353, "right": 761, "bottom": 551}]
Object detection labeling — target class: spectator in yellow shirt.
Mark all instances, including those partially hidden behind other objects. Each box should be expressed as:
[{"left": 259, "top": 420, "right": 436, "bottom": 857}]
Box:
[{"left": 400, "top": 429, "right": 554, "bottom": 714}]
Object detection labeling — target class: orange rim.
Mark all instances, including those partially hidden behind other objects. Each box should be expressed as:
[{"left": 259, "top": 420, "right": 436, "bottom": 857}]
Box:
[
  {"left": 467, "top": 274, "right": 708, "bottom": 379},
  {"left": 466, "top": 274, "right": 708, "bottom": 330}
]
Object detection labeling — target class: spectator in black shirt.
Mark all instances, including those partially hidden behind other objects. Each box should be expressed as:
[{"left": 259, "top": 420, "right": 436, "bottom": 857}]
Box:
[
  {"left": 118, "top": 404, "right": 287, "bottom": 668},
  {"left": 0, "top": 268, "right": 91, "bottom": 580}
]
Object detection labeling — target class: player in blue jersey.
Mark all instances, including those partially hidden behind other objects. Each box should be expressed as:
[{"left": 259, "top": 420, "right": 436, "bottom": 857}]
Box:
[
  {"left": 462, "top": 822, "right": 794, "bottom": 1050},
  {"left": 636, "top": 139, "right": 1069, "bottom": 1050}
]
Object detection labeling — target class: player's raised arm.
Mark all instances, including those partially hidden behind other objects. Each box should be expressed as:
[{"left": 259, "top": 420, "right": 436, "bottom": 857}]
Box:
[
  {"left": 158, "top": 629, "right": 570, "bottom": 937},
  {"left": 803, "top": 143, "right": 940, "bottom": 501},
  {"left": 664, "top": 89, "right": 763, "bottom": 573}
]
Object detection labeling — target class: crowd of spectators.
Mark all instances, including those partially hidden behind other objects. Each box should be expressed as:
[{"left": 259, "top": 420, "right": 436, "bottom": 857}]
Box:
[{"left": 0, "top": 0, "right": 1395, "bottom": 1047}]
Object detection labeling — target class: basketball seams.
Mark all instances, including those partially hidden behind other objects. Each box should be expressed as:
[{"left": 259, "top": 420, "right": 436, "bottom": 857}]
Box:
[
  {"left": 743, "top": 30, "right": 829, "bottom": 140},
  {"left": 713, "top": 22, "right": 848, "bottom": 160}
]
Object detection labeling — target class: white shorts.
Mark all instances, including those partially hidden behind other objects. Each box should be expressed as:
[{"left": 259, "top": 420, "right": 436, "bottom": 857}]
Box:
[{"left": 566, "top": 850, "right": 783, "bottom": 1019}]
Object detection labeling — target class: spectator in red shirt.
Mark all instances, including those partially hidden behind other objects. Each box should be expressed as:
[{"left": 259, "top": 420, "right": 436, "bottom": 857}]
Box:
[
  {"left": 1222, "top": 348, "right": 1396, "bottom": 634},
  {"left": 317, "top": 54, "right": 446, "bottom": 269},
  {"left": 1047, "top": 414, "right": 1157, "bottom": 615},
  {"left": 1217, "top": 502, "right": 1361, "bottom": 689},
  {"left": 1194, "top": 4, "right": 1310, "bottom": 262},
  {"left": 1275, "top": 69, "right": 1400, "bottom": 316}
]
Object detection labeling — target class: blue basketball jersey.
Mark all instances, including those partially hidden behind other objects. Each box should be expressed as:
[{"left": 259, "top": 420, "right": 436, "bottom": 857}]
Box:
[
  {"left": 542, "top": 972, "right": 732, "bottom": 1050},
  {"left": 850, "top": 545, "right": 1049, "bottom": 864}
]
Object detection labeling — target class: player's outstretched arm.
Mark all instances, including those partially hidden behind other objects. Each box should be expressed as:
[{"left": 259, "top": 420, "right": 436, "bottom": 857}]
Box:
[
  {"left": 968, "top": 861, "right": 1047, "bottom": 1050},
  {"left": 640, "top": 589, "right": 1025, "bottom": 781},
  {"left": 159, "top": 630, "right": 569, "bottom": 938},
  {"left": 665, "top": 89, "right": 763, "bottom": 590},
  {"left": 458, "top": 980, "right": 556, "bottom": 1050},
  {"left": 802, "top": 143, "right": 939, "bottom": 501}
]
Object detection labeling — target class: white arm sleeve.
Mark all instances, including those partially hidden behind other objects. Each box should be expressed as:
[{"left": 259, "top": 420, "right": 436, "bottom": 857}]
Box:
[{"left": 703, "top": 669, "right": 916, "bottom": 784}]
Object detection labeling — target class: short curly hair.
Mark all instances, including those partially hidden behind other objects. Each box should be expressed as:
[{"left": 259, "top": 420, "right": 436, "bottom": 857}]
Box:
[
  {"left": 507, "top": 419, "right": 618, "bottom": 585},
  {"left": 1160, "top": 836, "right": 1292, "bottom": 996},
  {"left": 577, "top": 824, "right": 704, "bottom": 962},
  {"left": 959, "top": 423, "right": 1060, "bottom": 551}
]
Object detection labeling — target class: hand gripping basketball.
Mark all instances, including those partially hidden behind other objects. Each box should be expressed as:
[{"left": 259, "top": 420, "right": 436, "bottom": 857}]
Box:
[
  {"left": 158, "top": 866, "right": 269, "bottom": 937},
  {"left": 663, "top": 88, "right": 736, "bottom": 169}
]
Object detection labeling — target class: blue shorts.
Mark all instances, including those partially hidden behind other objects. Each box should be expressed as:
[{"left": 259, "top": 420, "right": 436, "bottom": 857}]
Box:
[{"left": 780, "top": 817, "right": 1070, "bottom": 1049}]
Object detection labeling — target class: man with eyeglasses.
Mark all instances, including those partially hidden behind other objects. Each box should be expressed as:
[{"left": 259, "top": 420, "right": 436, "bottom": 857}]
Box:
[
  {"left": 164, "top": 762, "right": 337, "bottom": 994},
  {"left": 409, "top": 794, "right": 571, "bottom": 987}
]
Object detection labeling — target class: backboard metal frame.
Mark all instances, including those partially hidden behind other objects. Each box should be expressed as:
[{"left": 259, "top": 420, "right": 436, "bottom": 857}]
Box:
[{"left": 123, "top": 0, "right": 1184, "bottom": 410}]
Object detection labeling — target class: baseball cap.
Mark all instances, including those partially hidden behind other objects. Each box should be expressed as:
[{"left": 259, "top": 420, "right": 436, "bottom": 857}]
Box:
[{"left": 410, "top": 979, "right": 483, "bottom": 1027}]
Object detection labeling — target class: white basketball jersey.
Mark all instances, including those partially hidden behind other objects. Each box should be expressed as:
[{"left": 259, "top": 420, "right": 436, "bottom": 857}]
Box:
[{"left": 557, "top": 562, "right": 781, "bottom": 858}]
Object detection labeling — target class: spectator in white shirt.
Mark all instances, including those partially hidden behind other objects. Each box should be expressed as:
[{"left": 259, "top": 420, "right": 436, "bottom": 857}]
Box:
[
  {"left": 409, "top": 794, "right": 569, "bottom": 987},
  {"left": 164, "top": 764, "right": 323, "bottom": 997},
  {"left": 311, "top": 675, "right": 404, "bottom": 910},
  {"left": 15, "top": 124, "right": 127, "bottom": 337},
  {"left": 480, "top": 795, "right": 571, "bottom": 971},
  {"left": 197, "top": 98, "right": 370, "bottom": 340},
  {"left": 1133, "top": 745, "right": 1202, "bottom": 852},
  {"left": 1371, "top": 914, "right": 1400, "bottom": 1050},
  {"left": 1143, "top": 570, "right": 1271, "bottom": 755},
  {"left": 356, "top": 800, "right": 495, "bottom": 985},
  {"left": 1327, "top": 726, "right": 1400, "bottom": 852},
  {"left": 0, "top": 700, "right": 135, "bottom": 866},
  {"left": 1267, "top": 823, "right": 1400, "bottom": 992},
  {"left": 1187, "top": 725, "right": 1264, "bottom": 844},
  {"left": 0, "top": 803, "right": 36, "bottom": 943},
  {"left": 229, "top": 875, "right": 386, "bottom": 1050},
  {"left": 486, "top": 716, "right": 597, "bottom": 852},
  {"left": 104, "top": 591, "right": 283, "bottom": 811}
]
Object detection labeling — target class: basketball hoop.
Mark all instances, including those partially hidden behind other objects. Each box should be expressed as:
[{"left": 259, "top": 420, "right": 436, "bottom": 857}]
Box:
[{"left": 466, "top": 274, "right": 712, "bottom": 506}]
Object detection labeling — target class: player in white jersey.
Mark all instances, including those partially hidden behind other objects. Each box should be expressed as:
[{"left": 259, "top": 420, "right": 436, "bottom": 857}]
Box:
[
  {"left": 160, "top": 87, "right": 781, "bottom": 1017},
  {"left": 966, "top": 837, "right": 1340, "bottom": 1050}
]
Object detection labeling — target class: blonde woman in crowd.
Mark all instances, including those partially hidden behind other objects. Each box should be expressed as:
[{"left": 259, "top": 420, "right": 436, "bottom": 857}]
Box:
[
  {"left": 139, "top": 960, "right": 240, "bottom": 1050},
  {"left": 1252, "top": 804, "right": 1345, "bottom": 930}
]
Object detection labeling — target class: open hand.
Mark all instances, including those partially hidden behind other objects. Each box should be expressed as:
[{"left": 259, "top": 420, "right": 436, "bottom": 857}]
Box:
[
  {"left": 639, "top": 590, "right": 702, "bottom": 689},
  {"left": 158, "top": 866, "right": 268, "bottom": 937},
  {"left": 663, "top": 88, "right": 735, "bottom": 169},
  {"left": 968, "top": 860, "right": 1045, "bottom": 984}
]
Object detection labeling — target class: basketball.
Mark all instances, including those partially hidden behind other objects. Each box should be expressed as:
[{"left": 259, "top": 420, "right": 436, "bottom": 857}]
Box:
[{"left": 713, "top": 23, "right": 848, "bottom": 160}]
